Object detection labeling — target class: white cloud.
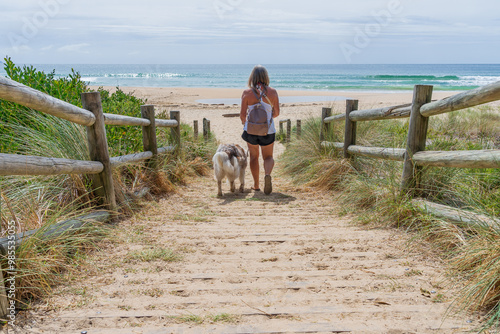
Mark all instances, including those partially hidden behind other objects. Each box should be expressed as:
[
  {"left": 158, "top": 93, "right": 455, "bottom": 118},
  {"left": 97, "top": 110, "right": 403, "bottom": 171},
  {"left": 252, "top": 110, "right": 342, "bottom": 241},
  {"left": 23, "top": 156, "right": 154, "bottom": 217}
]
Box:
[{"left": 57, "top": 43, "right": 90, "bottom": 53}]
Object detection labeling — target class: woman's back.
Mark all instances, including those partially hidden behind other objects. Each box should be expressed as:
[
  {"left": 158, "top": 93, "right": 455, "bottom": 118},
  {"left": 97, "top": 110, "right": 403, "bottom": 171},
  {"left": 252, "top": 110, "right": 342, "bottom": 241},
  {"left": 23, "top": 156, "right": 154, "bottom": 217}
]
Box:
[{"left": 241, "top": 86, "right": 280, "bottom": 117}]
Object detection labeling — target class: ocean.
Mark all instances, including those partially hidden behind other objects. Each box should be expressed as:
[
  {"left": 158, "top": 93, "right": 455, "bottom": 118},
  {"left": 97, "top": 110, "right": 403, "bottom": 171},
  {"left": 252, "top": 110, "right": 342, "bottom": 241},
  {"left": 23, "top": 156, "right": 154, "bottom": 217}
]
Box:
[{"left": 1, "top": 64, "right": 500, "bottom": 92}]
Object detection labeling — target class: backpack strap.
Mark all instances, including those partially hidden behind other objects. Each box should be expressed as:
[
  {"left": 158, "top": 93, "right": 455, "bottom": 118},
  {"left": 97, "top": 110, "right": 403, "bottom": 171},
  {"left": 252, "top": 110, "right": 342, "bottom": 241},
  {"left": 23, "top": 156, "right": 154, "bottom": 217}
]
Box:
[
  {"left": 262, "top": 94, "right": 274, "bottom": 111},
  {"left": 252, "top": 87, "right": 274, "bottom": 108},
  {"left": 252, "top": 88, "right": 263, "bottom": 102}
]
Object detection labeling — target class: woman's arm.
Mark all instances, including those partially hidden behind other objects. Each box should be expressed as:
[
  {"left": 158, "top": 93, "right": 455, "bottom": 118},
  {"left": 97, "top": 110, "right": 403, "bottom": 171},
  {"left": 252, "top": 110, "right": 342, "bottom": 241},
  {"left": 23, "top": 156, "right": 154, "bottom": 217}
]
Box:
[
  {"left": 240, "top": 90, "right": 249, "bottom": 125},
  {"left": 269, "top": 88, "right": 280, "bottom": 118}
]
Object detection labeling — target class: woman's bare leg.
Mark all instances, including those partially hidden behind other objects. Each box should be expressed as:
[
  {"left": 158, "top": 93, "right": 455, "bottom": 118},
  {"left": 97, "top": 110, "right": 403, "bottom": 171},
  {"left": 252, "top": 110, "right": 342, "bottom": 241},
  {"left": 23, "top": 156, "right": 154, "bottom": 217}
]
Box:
[
  {"left": 247, "top": 143, "right": 260, "bottom": 189},
  {"left": 261, "top": 143, "right": 274, "bottom": 194},
  {"left": 261, "top": 143, "right": 274, "bottom": 176}
]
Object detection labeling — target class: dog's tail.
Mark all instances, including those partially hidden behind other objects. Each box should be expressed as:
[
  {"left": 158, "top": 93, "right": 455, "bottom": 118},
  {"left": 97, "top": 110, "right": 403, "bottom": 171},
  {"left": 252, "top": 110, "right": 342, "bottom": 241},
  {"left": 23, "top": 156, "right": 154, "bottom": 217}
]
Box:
[{"left": 213, "top": 152, "right": 237, "bottom": 180}]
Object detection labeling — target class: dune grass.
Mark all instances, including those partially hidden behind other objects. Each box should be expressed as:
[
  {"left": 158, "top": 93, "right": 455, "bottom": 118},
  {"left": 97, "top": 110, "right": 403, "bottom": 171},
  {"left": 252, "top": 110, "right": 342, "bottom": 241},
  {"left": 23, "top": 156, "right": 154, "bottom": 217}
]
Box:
[
  {"left": 449, "top": 223, "right": 500, "bottom": 329},
  {"left": 125, "top": 247, "right": 182, "bottom": 263},
  {"left": 4, "top": 216, "right": 110, "bottom": 306},
  {"left": 279, "top": 106, "right": 500, "bottom": 331}
]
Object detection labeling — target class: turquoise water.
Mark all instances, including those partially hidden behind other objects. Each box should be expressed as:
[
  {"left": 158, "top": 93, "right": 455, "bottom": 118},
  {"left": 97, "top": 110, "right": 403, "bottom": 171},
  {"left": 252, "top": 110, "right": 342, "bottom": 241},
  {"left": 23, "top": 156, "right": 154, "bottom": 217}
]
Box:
[{"left": 2, "top": 64, "right": 500, "bottom": 91}]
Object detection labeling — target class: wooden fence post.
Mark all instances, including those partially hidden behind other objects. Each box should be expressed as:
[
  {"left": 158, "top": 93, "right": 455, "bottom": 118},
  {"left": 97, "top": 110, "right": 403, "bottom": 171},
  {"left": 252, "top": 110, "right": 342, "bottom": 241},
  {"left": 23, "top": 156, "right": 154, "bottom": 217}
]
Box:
[
  {"left": 170, "top": 111, "right": 181, "bottom": 156},
  {"left": 344, "top": 100, "right": 359, "bottom": 159},
  {"left": 0, "top": 203, "right": 7, "bottom": 322},
  {"left": 82, "top": 92, "right": 117, "bottom": 211},
  {"left": 193, "top": 120, "right": 198, "bottom": 140},
  {"left": 0, "top": 265, "right": 8, "bottom": 322},
  {"left": 297, "top": 119, "right": 302, "bottom": 139},
  {"left": 207, "top": 119, "right": 211, "bottom": 140},
  {"left": 401, "top": 85, "right": 434, "bottom": 196},
  {"left": 141, "top": 105, "right": 158, "bottom": 169},
  {"left": 203, "top": 118, "right": 211, "bottom": 141},
  {"left": 279, "top": 120, "right": 284, "bottom": 135},
  {"left": 286, "top": 119, "right": 291, "bottom": 143},
  {"left": 320, "top": 107, "right": 332, "bottom": 142}
]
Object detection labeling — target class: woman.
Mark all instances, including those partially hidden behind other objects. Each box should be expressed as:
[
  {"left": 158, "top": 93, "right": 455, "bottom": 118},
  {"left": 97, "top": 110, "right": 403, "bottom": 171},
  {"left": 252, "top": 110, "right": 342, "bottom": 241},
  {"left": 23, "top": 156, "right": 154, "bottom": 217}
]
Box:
[{"left": 240, "top": 65, "right": 280, "bottom": 195}]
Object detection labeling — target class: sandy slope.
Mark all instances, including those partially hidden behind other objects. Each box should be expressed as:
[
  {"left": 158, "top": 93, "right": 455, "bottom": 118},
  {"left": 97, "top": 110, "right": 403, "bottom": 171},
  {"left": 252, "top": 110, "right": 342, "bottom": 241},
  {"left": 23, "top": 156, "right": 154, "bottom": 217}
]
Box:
[{"left": 21, "top": 88, "right": 480, "bottom": 333}]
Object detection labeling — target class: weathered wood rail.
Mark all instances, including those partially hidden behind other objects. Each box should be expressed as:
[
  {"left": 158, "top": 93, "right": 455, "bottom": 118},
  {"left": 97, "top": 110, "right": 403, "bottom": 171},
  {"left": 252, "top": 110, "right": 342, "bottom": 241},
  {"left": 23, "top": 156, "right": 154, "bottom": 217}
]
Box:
[
  {"left": 0, "top": 76, "right": 181, "bottom": 209},
  {"left": 321, "top": 81, "right": 500, "bottom": 224},
  {"left": 0, "top": 75, "right": 183, "bottom": 318},
  {"left": 412, "top": 199, "right": 500, "bottom": 228},
  {"left": 0, "top": 76, "right": 95, "bottom": 126},
  {"left": 0, "top": 212, "right": 111, "bottom": 255}
]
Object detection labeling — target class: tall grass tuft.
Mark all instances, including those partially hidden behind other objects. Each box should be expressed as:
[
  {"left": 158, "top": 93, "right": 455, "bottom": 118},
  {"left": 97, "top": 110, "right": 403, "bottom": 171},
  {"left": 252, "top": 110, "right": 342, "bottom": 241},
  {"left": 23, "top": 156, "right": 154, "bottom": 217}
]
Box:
[
  {"left": 1, "top": 216, "right": 110, "bottom": 304},
  {"left": 449, "top": 223, "right": 500, "bottom": 330},
  {"left": 280, "top": 118, "right": 355, "bottom": 190},
  {"left": 279, "top": 106, "right": 500, "bottom": 329}
]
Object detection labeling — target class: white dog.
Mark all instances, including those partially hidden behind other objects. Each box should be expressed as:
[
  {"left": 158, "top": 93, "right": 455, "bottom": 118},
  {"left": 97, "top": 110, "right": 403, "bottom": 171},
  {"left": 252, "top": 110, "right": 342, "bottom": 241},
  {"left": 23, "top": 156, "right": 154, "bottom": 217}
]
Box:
[{"left": 213, "top": 144, "right": 248, "bottom": 197}]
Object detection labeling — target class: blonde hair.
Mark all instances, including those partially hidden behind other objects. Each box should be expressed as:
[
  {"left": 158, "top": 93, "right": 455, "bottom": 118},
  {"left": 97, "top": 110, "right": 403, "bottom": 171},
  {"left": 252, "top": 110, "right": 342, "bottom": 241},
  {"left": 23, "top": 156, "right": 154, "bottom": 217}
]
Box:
[{"left": 248, "top": 65, "right": 270, "bottom": 88}]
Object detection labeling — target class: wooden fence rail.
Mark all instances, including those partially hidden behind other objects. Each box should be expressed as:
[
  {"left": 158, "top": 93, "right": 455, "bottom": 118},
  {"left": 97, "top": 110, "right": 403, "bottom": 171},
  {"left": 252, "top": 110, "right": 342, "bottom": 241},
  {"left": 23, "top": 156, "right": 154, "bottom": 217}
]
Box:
[
  {"left": 0, "top": 77, "right": 182, "bottom": 209},
  {"left": 321, "top": 81, "right": 500, "bottom": 224},
  {"left": 0, "top": 153, "right": 104, "bottom": 176},
  {"left": 413, "top": 150, "right": 500, "bottom": 169},
  {"left": 0, "top": 78, "right": 181, "bottom": 225},
  {"left": 103, "top": 113, "right": 150, "bottom": 126},
  {"left": 0, "top": 76, "right": 95, "bottom": 126},
  {"left": 324, "top": 104, "right": 412, "bottom": 123},
  {"left": 0, "top": 211, "right": 110, "bottom": 255},
  {"left": 0, "top": 75, "right": 185, "bottom": 319},
  {"left": 413, "top": 199, "right": 500, "bottom": 228},
  {"left": 420, "top": 81, "right": 500, "bottom": 117},
  {"left": 110, "top": 151, "right": 154, "bottom": 168}
]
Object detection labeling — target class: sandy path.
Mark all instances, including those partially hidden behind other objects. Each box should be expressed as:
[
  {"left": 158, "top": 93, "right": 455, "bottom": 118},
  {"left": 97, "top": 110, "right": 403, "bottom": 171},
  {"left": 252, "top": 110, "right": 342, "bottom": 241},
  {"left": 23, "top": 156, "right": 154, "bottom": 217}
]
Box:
[
  {"left": 28, "top": 172, "right": 476, "bottom": 333},
  {"left": 24, "top": 89, "right": 478, "bottom": 333}
]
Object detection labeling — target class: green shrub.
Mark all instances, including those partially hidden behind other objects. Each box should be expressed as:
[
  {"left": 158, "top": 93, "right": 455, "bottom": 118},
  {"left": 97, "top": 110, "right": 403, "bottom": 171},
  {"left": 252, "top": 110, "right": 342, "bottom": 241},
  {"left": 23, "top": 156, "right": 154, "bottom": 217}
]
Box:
[
  {"left": 99, "top": 87, "right": 147, "bottom": 156},
  {"left": 1, "top": 57, "right": 88, "bottom": 153}
]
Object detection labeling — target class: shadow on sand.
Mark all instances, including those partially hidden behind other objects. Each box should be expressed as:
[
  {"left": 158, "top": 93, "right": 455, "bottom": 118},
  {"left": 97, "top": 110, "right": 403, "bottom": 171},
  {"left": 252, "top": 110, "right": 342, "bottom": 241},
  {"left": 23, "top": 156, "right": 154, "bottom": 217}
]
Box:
[{"left": 217, "top": 189, "right": 296, "bottom": 205}]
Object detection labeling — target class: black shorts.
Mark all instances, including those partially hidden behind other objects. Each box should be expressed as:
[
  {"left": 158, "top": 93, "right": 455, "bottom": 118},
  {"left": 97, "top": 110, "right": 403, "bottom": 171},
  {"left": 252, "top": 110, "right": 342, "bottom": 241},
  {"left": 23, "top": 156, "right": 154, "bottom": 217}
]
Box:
[{"left": 241, "top": 131, "right": 275, "bottom": 146}]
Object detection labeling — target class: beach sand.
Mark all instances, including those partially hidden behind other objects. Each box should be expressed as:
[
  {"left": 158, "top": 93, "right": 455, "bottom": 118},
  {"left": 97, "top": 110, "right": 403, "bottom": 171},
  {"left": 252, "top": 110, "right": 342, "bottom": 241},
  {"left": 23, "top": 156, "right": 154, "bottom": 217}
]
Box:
[{"left": 92, "top": 86, "right": 457, "bottom": 146}]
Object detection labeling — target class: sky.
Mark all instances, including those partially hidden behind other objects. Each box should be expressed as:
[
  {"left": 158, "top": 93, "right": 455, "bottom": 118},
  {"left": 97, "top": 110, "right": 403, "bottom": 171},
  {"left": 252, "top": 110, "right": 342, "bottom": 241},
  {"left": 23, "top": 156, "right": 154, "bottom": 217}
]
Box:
[{"left": 1, "top": 0, "right": 499, "bottom": 64}]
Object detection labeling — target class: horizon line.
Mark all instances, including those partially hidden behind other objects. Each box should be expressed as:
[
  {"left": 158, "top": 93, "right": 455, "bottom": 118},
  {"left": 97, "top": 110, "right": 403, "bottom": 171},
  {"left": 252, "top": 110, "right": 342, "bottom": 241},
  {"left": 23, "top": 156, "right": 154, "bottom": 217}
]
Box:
[{"left": 2, "top": 62, "right": 500, "bottom": 66}]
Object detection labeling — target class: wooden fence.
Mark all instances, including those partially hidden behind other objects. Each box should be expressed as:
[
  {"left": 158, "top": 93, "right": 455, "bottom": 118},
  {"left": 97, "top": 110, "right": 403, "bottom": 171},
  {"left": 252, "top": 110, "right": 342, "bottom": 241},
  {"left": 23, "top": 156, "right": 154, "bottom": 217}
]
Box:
[
  {"left": 192, "top": 118, "right": 212, "bottom": 141},
  {"left": 320, "top": 81, "right": 500, "bottom": 224},
  {"left": 279, "top": 119, "right": 302, "bottom": 143},
  {"left": 0, "top": 75, "right": 182, "bottom": 318},
  {"left": 0, "top": 76, "right": 181, "bottom": 211}
]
